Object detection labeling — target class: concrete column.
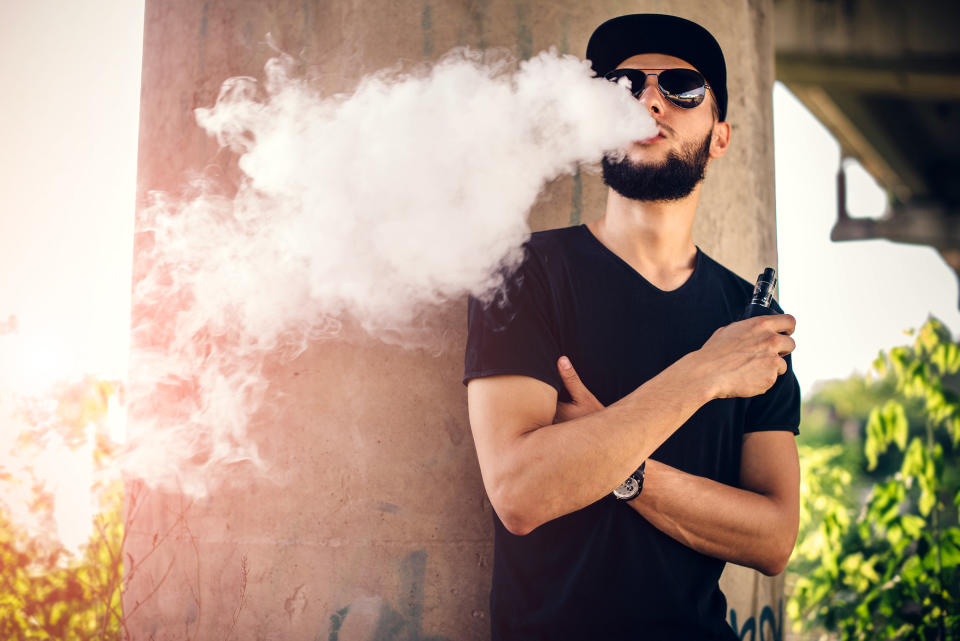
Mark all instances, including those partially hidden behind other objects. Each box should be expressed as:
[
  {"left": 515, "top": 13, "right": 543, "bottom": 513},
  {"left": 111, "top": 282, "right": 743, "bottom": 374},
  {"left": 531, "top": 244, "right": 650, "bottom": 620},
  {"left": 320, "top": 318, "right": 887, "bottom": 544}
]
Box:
[{"left": 126, "top": 1, "right": 782, "bottom": 639}]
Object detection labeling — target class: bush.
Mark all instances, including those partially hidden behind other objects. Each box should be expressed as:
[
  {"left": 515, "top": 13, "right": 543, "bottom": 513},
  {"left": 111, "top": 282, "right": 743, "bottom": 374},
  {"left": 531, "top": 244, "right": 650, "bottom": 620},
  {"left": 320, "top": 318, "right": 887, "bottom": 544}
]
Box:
[
  {"left": 0, "top": 377, "right": 124, "bottom": 640},
  {"left": 0, "top": 492, "right": 123, "bottom": 640},
  {"left": 789, "top": 318, "right": 960, "bottom": 640}
]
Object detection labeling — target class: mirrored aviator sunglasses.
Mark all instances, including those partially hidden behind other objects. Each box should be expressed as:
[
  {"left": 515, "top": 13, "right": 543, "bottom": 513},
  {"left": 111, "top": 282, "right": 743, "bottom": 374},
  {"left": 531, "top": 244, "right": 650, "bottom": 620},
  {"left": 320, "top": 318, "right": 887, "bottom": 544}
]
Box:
[{"left": 603, "top": 68, "right": 710, "bottom": 109}]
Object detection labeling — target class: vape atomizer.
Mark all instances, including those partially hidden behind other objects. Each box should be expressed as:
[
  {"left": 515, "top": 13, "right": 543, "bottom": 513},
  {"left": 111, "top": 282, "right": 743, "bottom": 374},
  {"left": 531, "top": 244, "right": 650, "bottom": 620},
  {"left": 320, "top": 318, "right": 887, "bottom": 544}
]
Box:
[{"left": 739, "top": 267, "right": 778, "bottom": 320}]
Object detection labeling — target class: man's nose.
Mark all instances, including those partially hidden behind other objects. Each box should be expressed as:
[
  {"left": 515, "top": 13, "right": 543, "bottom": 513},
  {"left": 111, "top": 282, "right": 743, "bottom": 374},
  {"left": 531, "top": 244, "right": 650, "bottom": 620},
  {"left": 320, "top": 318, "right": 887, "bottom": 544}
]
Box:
[{"left": 636, "top": 79, "right": 664, "bottom": 116}]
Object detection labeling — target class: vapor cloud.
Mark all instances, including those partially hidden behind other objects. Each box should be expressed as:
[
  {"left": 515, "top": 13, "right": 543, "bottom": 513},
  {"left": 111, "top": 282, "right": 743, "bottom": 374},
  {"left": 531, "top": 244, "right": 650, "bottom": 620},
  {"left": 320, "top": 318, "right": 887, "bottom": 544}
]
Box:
[{"left": 126, "top": 47, "right": 655, "bottom": 495}]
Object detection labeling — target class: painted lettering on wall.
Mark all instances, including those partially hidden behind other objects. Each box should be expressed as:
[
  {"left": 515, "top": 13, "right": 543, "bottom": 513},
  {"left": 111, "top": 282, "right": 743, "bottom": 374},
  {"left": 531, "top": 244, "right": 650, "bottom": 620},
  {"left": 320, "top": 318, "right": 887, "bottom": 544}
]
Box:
[
  {"left": 728, "top": 599, "right": 782, "bottom": 641},
  {"left": 328, "top": 549, "right": 453, "bottom": 641}
]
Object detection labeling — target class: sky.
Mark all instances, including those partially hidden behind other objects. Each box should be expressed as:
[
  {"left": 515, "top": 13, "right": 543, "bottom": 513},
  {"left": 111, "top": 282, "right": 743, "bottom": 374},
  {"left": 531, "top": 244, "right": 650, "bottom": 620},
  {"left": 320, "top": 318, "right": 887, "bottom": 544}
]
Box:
[
  {"left": 1, "top": 1, "right": 959, "bottom": 398},
  {"left": 0, "top": 1, "right": 143, "bottom": 392},
  {"left": 772, "top": 85, "right": 960, "bottom": 392}
]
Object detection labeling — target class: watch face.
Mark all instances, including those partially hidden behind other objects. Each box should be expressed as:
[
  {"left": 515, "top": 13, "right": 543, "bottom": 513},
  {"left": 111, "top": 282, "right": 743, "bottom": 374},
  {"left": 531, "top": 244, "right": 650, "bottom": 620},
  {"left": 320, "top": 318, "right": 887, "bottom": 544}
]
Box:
[{"left": 613, "top": 476, "right": 639, "bottom": 500}]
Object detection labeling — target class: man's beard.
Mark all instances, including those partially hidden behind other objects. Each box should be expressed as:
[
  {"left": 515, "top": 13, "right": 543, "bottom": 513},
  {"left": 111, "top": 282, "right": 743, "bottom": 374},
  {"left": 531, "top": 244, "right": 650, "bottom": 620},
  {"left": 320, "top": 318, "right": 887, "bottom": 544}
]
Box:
[{"left": 601, "top": 130, "right": 713, "bottom": 202}]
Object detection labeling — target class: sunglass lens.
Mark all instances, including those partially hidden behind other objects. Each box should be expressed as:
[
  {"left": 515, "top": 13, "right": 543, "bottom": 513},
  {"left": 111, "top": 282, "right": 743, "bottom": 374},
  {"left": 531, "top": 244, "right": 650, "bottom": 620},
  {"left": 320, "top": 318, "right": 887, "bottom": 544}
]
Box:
[
  {"left": 659, "top": 69, "right": 706, "bottom": 107},
  {"left": 604, "top": 69, "right": 647, "bottom": 98}
]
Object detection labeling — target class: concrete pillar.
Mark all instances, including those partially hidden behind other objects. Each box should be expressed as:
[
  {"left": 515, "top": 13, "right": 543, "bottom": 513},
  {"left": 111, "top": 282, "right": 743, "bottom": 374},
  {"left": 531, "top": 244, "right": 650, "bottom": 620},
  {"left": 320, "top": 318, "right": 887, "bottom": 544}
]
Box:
[{"left": 126, "top": 1, "right": 782, "bottom": 639}]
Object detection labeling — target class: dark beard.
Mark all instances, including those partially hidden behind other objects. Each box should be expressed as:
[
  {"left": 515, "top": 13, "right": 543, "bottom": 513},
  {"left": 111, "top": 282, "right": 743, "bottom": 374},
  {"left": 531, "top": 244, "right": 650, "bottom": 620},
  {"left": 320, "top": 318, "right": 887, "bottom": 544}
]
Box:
[{"left": 601, "top": 130, "right": 713, "bottom": 202}]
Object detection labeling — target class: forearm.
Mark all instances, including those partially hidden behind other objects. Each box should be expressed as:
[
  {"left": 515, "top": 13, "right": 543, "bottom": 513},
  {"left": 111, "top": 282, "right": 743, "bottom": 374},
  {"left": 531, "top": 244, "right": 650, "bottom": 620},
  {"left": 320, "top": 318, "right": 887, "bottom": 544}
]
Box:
[
  {"left": 494, "top": 353, "right": 713, "bottom": 534},
  {"left": 629, "top": 459, "right": 797, "bottom": 575}
]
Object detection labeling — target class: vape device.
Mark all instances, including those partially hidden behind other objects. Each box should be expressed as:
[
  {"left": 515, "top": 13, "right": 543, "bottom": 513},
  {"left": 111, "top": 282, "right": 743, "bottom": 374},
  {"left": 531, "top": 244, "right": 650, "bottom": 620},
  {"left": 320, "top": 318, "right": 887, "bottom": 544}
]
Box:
[{"left": 739, "top": 267, "right": 778, "bottom": 320}]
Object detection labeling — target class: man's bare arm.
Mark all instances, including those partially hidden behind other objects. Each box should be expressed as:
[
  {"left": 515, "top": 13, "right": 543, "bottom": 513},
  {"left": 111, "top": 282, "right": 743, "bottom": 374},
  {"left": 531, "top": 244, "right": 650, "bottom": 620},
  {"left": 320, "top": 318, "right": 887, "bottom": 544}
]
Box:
[
  {"left": 629, "top": 431, "right": 800, "bottom": 576},
  {"left": 466, "top": 313, "right": 796, "bottom": 536},
  {"left": 468, "top": 356, "right": 711, "bottom": 535},
  {"left": 556, "top": 356, "right": 800, "bottom": 575}
]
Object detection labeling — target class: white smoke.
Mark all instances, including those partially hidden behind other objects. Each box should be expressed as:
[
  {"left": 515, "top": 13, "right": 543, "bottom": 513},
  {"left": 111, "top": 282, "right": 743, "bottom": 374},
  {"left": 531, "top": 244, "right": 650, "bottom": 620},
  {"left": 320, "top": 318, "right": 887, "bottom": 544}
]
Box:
[{"left": 126, "top": 47, "right": 655, "bottom": 495}]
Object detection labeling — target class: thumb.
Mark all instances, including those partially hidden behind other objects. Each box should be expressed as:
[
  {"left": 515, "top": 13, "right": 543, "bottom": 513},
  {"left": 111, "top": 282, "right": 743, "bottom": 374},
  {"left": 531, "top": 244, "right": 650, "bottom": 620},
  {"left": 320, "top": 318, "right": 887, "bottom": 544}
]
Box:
[{"left": 558, "top": 356, "right": 591, "bottom": 403}]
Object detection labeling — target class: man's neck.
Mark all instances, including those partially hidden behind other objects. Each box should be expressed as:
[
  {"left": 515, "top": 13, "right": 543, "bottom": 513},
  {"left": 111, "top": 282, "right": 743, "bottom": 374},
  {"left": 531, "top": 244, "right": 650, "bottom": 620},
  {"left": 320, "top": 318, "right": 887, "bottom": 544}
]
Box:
[{"left": 587, "top": 186, "right": 700, "bottom": 291}]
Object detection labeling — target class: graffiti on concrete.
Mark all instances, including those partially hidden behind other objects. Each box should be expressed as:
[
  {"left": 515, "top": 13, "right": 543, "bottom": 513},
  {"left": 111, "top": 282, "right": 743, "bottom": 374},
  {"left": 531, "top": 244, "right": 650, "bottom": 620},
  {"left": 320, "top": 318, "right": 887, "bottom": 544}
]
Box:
[
  {"left": 327, "top": 549, "right": 452, "bottom": 641},
  {"left": 327, "top": 605, "right": 350, "bottom": 641},
  {"left": 728, "top": 599, "right": 782, "bottom": 641}
]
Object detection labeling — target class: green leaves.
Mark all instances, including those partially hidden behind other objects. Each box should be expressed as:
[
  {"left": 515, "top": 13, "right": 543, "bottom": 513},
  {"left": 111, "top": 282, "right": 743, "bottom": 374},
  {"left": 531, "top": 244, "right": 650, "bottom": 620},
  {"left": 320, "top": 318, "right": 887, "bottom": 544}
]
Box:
[
  {"left": 0, "top": 501, "right": 124, "bottom": 640},
  {"left": 938, "top": 529, "right": 960, "bottom": 570},
  {"left": 901, "top": 438, "right": 942, "bottom": 516},
  {"left": 865, "top": 401, "right": 908, "bottom": 470},
  {"left": 789, "top": 317, "right": 960, "bottom": 640},
  {"left": 0, "top": 377, "right": 125, "bottom": 640}
]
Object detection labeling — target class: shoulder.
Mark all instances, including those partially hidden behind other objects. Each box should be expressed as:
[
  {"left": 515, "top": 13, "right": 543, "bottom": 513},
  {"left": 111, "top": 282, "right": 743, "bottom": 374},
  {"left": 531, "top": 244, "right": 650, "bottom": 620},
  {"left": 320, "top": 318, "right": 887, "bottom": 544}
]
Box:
[
  {"left": 513, "top": 225, "right": 588, "bottom": 280},
  {"left": 525, "top": 225, "right": 587, "bottom": 258}
]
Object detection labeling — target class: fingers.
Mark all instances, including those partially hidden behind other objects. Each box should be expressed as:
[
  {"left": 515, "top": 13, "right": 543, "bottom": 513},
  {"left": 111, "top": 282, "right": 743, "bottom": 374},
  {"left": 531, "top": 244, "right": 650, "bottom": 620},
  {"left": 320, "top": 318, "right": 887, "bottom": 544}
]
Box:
[
  {"left": 732, "top": 313, "right": 796, "bottom": 337},
  {"left": 764, "top": 313, "right": 796, "bottom": 336},
  {"left": 557, "top": 356, "right": 593, "bottom": 405},
  {"left": 773, "top": 333, "right": 796, "bottom": 357}
]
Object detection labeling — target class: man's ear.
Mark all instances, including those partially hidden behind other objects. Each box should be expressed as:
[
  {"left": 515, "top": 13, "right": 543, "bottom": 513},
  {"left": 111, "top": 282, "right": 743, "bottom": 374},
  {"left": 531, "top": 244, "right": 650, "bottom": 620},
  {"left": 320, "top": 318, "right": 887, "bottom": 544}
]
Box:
[{"left": 709, "top": 121, "right": 731, "bottom": 159}]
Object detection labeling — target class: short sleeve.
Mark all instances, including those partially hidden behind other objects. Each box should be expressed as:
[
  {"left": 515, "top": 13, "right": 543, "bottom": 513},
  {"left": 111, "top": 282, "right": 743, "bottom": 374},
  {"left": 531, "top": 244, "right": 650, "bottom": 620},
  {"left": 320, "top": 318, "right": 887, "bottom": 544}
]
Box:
[
  {"left": 743, "top": 300, "right": 802, "bottom": 434},
  {"left": 463, "top": 245, "right": 565, "bottom": 396}
]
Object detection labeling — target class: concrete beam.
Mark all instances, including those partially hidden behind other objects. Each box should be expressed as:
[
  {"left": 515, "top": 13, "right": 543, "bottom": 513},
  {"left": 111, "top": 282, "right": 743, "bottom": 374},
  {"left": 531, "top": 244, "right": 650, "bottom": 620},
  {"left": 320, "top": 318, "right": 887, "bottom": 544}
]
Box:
[
  {"left": 832, "top": 202, "right": 960, "bottom": 248},
  {"left": 777, "top": 55, "right": 960, "bottom": 100},
  {"left": 783, "top": 84, "right": 918, "bottom": 203},
  {"left": 832, "top": 201, "right": 960, "bottom": 307},
  {"left": 774, "top": 0, "right": 960, "bottom": 59}
]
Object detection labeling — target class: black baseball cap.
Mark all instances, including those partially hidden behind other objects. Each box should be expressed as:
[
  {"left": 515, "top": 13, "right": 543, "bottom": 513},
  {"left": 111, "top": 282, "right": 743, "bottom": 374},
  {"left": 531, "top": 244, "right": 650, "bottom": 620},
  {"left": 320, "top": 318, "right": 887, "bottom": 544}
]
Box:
[{"left": 586, "top": 14, "right": 728, "bottom": 121}]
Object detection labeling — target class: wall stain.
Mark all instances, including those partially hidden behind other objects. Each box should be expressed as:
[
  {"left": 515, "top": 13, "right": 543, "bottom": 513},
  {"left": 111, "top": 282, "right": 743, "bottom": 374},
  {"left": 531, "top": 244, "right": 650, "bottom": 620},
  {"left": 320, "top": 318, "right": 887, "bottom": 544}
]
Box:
[
  {"left": 443, "top": 415, "right": 465, "bottom": 446},
  {"left": 399, "top": 549, "right": 425, "bottom": 637},
  {"left": 461, "top": 0, "right": 489, "bottom": 50},
  {"left": 302, "top": 0, "right": 314, "bottom": 45},
  {"left": 198, "top": 3, "right": 209, "bottom": 73},
  {"left": 515, "top": 2, "right": 533, "bottom": 60},
  {"left": 375, "top": 501, "right": 401, "bottom": 514},
  {"left": 284, "top": 584, "right": 308, "bottom": 621},
  {"left": 569, "top": 168, "right": 583, "bottom": 226},
  {"left": 559, "top": 18, "right": 570, "bottom": 55},
  {"left": 421, "top": 3, "right": 434, "bottom": 58}
]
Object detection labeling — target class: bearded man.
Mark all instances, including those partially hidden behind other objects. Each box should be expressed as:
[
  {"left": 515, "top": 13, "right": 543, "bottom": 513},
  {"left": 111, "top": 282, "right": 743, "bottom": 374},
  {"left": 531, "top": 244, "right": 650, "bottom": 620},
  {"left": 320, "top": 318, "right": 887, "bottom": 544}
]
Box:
[{"left": 463, "top": 14, "right": 801, "bottom": 640}]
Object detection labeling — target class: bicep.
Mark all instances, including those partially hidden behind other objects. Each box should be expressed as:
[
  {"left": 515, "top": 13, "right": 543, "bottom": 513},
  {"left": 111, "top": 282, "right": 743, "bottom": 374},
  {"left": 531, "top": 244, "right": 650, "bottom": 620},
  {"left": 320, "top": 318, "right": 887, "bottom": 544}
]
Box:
[
  {"left": 739, "top": 430, "right": 800, "bottom": 510},
  {"left": 467, "top": 375, "right": 557, "bottom": 492}
]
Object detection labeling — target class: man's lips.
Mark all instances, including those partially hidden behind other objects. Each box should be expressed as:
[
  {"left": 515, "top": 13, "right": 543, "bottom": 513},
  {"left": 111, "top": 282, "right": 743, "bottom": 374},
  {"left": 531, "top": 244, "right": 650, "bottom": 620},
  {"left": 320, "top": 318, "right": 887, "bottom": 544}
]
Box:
[{"left": 634, "top": 132, "right": 666, "bottom": 145}]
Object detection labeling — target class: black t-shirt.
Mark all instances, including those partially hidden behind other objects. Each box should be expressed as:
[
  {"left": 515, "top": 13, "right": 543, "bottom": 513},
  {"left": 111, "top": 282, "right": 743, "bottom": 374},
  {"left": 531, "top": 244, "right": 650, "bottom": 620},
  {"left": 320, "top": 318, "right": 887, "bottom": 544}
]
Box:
[{"left": 463, "top": 225, "right": 801, "bottom": 641}]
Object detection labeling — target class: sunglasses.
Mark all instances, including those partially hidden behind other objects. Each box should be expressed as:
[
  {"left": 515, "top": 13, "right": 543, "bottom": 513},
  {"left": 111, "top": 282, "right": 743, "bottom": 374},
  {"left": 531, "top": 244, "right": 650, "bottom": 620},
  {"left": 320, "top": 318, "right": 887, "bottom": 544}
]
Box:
[{"left": 603, "top": 68, "right": 711, "bottom": 109}]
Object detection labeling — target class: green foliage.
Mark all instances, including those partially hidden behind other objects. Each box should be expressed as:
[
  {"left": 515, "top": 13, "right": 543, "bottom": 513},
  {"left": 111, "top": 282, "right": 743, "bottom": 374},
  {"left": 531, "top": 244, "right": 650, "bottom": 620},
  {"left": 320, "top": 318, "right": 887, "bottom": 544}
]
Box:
[
  {"left": 0, "top": 491, "right": 124, "bottom": 640},
  {"left": 789, "top": 317, "right": 960, "bottom": 640},
  {"left": 865, "top": 400, "right": 908, "bottom": 471},
  {"left": 799, "top": 366, "right": 928, "bottom": 482},
  {"left": 0, "top": 377, "right": 124, "bottom": 640},
  {"left": 791, "top": 444, "right": 854, "bottom": 580}
]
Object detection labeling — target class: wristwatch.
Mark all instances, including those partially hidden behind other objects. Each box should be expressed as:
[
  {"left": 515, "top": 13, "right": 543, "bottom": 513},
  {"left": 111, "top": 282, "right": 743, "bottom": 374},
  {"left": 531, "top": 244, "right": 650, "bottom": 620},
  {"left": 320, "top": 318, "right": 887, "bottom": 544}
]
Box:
[{"left": 612, "top": 462, "right": 646, "bottom": 501}]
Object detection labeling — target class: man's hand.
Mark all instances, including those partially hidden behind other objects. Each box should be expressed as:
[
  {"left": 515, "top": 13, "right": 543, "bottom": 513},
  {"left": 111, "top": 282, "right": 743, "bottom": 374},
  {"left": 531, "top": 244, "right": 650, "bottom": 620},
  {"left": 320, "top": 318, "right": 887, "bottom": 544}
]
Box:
[
  {"left": 555, "top": 313, "right": 798, "bottom": 414},
  {"left": 554, "top": 356, "right": 605, "bottom": 423},
  {"left": 696, "top": 314, "right": 797, "bottom": 399}
]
